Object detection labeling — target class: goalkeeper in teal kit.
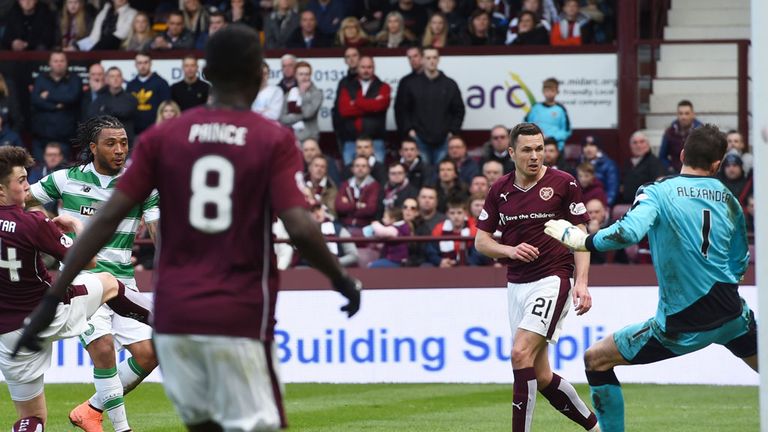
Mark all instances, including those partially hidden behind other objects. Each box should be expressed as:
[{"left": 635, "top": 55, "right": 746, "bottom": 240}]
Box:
[{"left": 544, "top": 124, "right": 758, "bottom": 432}]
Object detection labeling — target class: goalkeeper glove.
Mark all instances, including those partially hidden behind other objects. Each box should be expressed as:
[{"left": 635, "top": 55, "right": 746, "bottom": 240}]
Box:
[
  {"left": 544, "top": 219, "right": 588, "bottom": 251},
  {"left": 12, "top": 294, "right": 60, "bottom": 356},
  {"left": 332, "top": 275, "right": 362, "bottom": 317}
]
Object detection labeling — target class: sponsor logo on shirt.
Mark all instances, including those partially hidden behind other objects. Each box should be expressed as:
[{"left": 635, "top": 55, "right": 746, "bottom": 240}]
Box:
[
  {"left": 539, "top": 187, "right": 554, "bottom": 201},
  {"left": 569, "top": 202, "right": 587, "bottom": 216},
  {"left": 60, "top": 235, "right": 73, "bottom": 247},
  {"left": 499, "top": 192, "right": 510, "bottom": 202},
  {"left": 80, "top": 206, "right": 97, "bottom": 216}
]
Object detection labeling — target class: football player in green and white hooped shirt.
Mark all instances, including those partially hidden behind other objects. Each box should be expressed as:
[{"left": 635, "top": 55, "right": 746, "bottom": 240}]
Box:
[{"left": 28, "top": 116, "right": 159, "bottom": 432}]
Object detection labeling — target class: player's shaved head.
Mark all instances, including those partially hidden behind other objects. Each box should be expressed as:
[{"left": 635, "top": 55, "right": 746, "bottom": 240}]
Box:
[
  {"left": 682, "top": 124, "right": 727, "bottom": 171},
  {"left": 0, "top": 147, "right": 33, "bottom": 187},
  {"left": 204, "top": 25, "right": 263, "bottom": 103}
]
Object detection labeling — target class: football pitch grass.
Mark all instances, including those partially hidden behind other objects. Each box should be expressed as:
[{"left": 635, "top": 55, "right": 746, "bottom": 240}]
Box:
[{"left": 1, "top": 383, "right": 758, "bottom": 431}]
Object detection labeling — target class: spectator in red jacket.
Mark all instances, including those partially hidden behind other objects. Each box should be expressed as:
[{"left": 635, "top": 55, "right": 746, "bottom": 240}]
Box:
[
  {"left": 338, "top": 55, "right": 391, "bottom": 164},
  {"left": 335, "top": 155, "right": 382, "bottom": 228}
]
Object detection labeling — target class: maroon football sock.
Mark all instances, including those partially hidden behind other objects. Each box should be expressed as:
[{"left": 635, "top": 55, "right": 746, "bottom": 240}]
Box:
[
  {"left": 107, "top": 281, "right": 153, "bottom": 324},
  {"left": 540, "top": 373, "right": 598, "bottom": 430},
  {"left": 513, "top": 367, "right": 537, "bottom": 432},
  {"left": 13, "top": 416, "right": 44, "bottom": 432}
]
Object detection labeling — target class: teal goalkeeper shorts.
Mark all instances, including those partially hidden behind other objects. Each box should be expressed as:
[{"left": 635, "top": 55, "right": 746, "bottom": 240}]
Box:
[{"left": 614, "top": 300, "right": 757, "bottom": 364}]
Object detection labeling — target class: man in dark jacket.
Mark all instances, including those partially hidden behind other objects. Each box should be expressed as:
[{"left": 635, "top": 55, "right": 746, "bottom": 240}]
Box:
[
  {"left": 620, "top": 131, "right": 665, "bottom": 204},
  {"left": 286, "top": 10, "right": 331, "bottom": 49},
  {"left": 396, "top": 48, "right": 465, "bottom": 165},
  {"left": 581, "top": 135, "right": 619, "bottom": 206},
  {"left": 658, "top": 99, "right": 702, "bottom": 174},
  {"left": 170, "top": 55, "right": 210, "bottom": 111},
  {"left": 399, "top": 138, "right": 432, "bottom": 189},
  {"left": 89, "top": 67, "right": 138, "bottom": 142},
  {"left": 1, "top": 0, "right": 55, "bottom": 51},
  {"left": 151, "top": 10, "right": 195, "bottom": 50},
  {"left": 394, "top": 46, "right": 422, "bottom": 137},
  {"left": 479, "top": 125, "right": 514, "bottom": 173},
  {"left": 126, "top": 52, "right": 170, "bottom": 135},
  {"left": 30, "top": 51, "right": 82, "bottom": 161},
  {"left": 337, "top": 56, "right": 391, "bottom": 165}
]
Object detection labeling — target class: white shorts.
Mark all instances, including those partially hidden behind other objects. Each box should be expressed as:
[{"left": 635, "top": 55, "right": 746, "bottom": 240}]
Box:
[
  {"left": 0, "top": 274, "right": 104, "bottom": 400},
  {"left": 79, "top": 283, "right": 152, "bottom": 350},
  {"left": 154, "top": 334, "right": 285, "bottom": 432},
  {"left": 507, "top": 275, "right": 572, "bottom": 344}
]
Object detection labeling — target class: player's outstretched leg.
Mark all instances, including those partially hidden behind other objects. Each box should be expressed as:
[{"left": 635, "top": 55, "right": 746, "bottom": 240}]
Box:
[
  {"left": 584, "top": 335, "right": 627, "bottom": 432},
  {"left": 540, "top": 373, "right": 599, "bottom": 431}
]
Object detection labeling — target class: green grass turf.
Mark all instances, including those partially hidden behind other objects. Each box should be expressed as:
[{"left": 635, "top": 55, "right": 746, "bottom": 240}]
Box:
[{"left": 0, "top": 383, "right": 758, "bottom": 431}]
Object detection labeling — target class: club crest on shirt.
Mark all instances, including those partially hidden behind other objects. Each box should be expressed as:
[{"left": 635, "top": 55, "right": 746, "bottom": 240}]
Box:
[
  {"left": 539, "top": 187, "right": 554, "bottom": 201},
  {"left": 60, "top": 235, "right": 73, "bottom": 247}
]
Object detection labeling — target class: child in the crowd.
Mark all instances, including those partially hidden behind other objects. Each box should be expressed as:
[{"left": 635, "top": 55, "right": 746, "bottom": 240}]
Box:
[{"left": 366, "top": 206, "right": 412, "bottom": 268}]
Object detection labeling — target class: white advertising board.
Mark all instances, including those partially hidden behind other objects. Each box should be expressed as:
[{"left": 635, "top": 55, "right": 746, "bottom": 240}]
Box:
[
  {"left": 103, "top": 53, "right": 617, "bottom": 132},
  {"left": 10, "top": 286, "right": 757, "bottom": 386}
]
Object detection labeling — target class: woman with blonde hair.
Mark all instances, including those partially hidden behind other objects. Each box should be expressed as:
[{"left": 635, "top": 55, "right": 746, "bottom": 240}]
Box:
[
  {"left": 59, "top": 0, "right": 94, "bottom": 51},
  {"left": 336, "top": 16, "right": 369, "bottom": 48},
  {"left": 422, "top": 12, "right": 450, "bottom": 48},
  {"left": 122, "top": 12, "right": 154, "bottom": 51},
  {"left": 375, "top": 11, "right": 416, "bottom": 48},
  {"left": 155, "top": 100, "right": 181, "bottom": 125}
]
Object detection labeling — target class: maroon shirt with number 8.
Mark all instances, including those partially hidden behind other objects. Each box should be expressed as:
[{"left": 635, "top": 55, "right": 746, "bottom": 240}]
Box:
[{"left": 117, "top": 107, "right": 307, "bottom": 341}]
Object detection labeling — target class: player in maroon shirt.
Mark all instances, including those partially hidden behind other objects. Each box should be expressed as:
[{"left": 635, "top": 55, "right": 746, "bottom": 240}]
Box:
[
  {"left": 15, "top": 25, "right": 361, "bottom": 432},
  {"left": 0, "top": 147, "right": 151, "bottom": 432},
  {"left": 475, "top": 123, "right": 599, "bottom": 432}
]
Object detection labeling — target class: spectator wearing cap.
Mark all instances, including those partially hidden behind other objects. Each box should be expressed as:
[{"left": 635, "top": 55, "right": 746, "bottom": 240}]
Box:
[
  {"left": 718, "top": 154, "right": 748, "bottom": 200},
  {"left": 659, "top": 99, "right": 702, "bottom": 174},
  {"left": 335, "top": 155, "right": 382, "bottom": 228},
  {"left": 337, "top": 56, "right": 391, "bottom": 164},
  {"left": 524, "top": 77, "right": 571, "bottom": 151},
  {"left": 479, "top": 125, "right": 514, "bottom": 174},
  {"left": 446, "top": 136, "right": 480, "bottom": 185},
  {"left": 581, "top": 135, "right": 618, "bottom": 205},
  {"left": 543, "top": 137, "right": 574, "bottom": 175},
  {"left": 620, "top": 131, "right": 665, "bottom": 204},
  {"left": 287, "top": 10, "right": 332, "bottom": 48},
  {"left": 576, "top": 162, "right": 607, "bottom": 206},
  {"left": 0, "top": 113, "right": 22, "bottom": 148}
]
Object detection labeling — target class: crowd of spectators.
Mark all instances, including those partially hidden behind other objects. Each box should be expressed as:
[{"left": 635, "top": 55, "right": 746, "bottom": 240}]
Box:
[
  {"left": 1, "top": 0, "right": 615, "bottom": 53},
  {"left": 0, "top": 0, "right": 754, "bottom": 270}
]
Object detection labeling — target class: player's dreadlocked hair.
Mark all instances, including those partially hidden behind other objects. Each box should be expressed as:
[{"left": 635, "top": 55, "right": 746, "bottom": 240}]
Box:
[{"left": 72, "top": 115, "right": 124, "bottom": 167}]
